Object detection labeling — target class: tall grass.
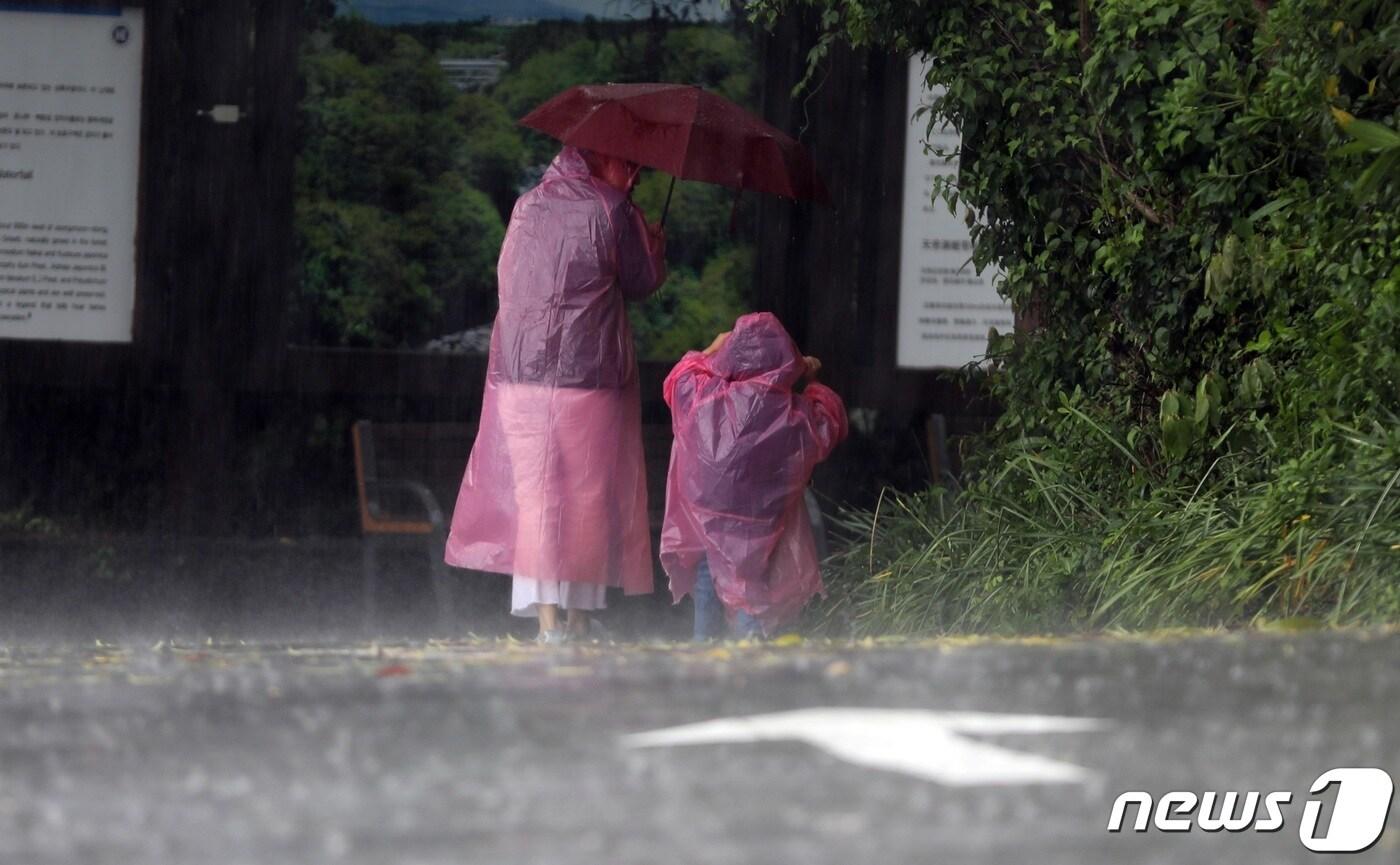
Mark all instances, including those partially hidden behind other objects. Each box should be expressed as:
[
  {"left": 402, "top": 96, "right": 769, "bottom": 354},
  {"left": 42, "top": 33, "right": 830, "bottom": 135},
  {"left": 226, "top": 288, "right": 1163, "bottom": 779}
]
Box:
[{"left": 813, "top": 423, "right": 1400, "bottom": 636}]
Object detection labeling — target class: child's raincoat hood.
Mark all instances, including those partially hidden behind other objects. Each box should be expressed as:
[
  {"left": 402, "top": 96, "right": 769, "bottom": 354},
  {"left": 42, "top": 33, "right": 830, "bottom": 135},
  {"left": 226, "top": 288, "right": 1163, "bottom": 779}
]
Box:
[{"left": 708, "top": 312, "right": 808, "bottom": 388}]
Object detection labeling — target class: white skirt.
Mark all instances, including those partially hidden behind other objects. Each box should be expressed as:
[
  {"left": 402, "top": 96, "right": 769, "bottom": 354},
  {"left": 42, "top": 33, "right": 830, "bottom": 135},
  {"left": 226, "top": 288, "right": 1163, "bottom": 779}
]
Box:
[{"left": 510, "top": 577, "right": 608, "bottom": 618}]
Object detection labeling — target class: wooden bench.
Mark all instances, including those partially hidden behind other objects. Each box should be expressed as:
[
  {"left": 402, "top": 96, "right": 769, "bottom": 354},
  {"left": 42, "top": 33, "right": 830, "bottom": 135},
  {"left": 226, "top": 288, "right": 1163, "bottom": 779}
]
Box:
[
  {"left": 352, "top": 421, "right": 477, "bottom": 632},
  {"left": 352, "top": 418, "right": 675, "bottom": 631}
]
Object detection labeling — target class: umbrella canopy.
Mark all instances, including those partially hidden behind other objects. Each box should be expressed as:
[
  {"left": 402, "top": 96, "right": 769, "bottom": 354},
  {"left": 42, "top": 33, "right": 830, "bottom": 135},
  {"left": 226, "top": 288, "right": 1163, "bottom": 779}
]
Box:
[{"left": 519, "top": 83, "right": 830, "bottom": 204}]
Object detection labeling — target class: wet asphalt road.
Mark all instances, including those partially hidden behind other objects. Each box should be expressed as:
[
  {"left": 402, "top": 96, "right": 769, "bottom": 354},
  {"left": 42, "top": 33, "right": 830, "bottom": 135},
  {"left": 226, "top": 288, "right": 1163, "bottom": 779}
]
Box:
[{"left": 0, "top": 629, "right": 1396, "bottom": 865}]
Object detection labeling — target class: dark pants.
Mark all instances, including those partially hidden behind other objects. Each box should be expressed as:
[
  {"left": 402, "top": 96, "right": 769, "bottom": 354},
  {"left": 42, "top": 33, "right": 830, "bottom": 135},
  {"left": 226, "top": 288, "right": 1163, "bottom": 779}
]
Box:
[{"left": 692, "top": 558, "right": 761, "bottom": 641}]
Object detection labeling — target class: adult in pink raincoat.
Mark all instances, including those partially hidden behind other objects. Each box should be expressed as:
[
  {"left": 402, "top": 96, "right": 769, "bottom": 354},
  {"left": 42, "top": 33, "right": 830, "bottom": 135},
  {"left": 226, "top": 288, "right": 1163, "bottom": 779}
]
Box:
[
  {"left": 661, "top": 312, "right": 848, "bottom": 636},
  {"left": 445, "top": 146, "right": 667, "bottom": 642}
]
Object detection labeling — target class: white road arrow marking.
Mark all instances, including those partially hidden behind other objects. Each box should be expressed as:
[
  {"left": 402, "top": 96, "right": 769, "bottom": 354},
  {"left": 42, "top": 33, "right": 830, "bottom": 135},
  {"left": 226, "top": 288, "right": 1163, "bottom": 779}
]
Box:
[{"left": 622, "top": 708, "right": 1107, "bottom": 786}]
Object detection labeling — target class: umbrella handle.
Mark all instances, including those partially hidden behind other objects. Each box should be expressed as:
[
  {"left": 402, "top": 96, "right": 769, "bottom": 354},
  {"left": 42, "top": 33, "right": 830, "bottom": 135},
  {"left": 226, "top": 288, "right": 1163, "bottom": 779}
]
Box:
[{"left": 659, "top": 176, "right": 676, "bottom": 228}]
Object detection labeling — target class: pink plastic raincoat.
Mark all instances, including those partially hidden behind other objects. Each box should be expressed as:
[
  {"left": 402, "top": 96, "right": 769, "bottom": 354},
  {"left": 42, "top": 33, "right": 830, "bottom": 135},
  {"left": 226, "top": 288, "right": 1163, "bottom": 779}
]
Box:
[
  {"left": 660, "top": 312, "right": 848, "bottom": 630},
  {"left": 445, "top": 147, "right": 666, "bottom": 594}
]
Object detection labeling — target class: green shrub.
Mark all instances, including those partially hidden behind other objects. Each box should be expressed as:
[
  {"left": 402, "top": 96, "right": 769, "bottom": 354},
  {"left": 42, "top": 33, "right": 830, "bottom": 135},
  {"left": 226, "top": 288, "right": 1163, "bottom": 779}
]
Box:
[
  {"left": 816, "top": 419, "right": 1400, "bottom": 635},
  {"left": 752, "top": 0, "right": 1400, "bottom": 633},
  {"left": 295, "top": 22, "right": 506, "bottom": 346}
]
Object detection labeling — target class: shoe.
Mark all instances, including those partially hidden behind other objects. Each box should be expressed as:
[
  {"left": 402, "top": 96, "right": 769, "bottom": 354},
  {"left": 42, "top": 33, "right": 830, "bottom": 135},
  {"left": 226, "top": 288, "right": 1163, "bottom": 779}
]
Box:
[
  {"left": 582, "top": 617, "right": 618, "bottom": 643},
  {"left": 536, "top": 629, "right": 568, "bottom": 646}
]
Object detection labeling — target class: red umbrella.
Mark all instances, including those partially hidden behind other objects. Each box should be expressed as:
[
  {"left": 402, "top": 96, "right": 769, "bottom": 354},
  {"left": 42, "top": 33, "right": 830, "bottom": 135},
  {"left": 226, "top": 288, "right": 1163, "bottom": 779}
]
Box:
[{"left": 519, "top": 83, "right": 830, "bottom": 223}]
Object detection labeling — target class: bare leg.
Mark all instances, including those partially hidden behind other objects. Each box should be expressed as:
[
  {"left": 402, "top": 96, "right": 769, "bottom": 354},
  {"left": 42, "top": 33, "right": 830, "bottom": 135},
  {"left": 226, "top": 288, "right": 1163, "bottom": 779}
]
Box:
[
  {"left": 565, "top": 608, "right": 590, "bottom": 637},
  {"left": 537, "top": 603, "right": 560, "bottom": 635}
]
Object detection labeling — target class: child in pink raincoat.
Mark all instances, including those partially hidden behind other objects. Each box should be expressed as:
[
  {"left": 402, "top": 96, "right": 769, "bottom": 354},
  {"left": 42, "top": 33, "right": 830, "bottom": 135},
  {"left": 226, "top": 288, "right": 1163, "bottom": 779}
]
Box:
[
  {"left": 661, "top": 312, "right": 848, "bottom": 639},
  {"left": 445, "top": 146, "right": 667, "bottom": 643}
]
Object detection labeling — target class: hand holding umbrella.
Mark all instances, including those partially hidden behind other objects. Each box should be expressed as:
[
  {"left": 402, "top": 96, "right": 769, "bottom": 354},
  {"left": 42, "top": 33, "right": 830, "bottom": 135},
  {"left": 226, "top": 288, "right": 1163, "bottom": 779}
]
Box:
[{"left": 644, "top": 219, "right": 667, "bottom": 258}]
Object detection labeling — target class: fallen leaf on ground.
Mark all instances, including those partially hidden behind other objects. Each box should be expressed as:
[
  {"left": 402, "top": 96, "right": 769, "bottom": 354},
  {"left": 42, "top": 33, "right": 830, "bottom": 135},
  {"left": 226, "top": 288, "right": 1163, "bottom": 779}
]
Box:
[
  {"left": 824, "top": 660, "right": 852, "bottom": 678},
  {"left": 547, "top": 666, "right": 595, "bottom": 678}
]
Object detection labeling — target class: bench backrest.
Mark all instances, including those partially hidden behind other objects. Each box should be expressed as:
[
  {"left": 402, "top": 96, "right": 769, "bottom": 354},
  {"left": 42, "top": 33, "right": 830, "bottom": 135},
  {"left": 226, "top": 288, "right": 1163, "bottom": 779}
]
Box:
[{"left": 353, "top": 421, "right": 478, "bottom": 534}]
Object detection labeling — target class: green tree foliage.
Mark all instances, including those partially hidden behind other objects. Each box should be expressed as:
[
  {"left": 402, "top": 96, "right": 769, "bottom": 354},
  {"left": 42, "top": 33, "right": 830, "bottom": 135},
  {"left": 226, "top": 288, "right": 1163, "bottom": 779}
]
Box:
[
  {"left": 397, "top": 19, "right": 507, "bottom": 55},
  {"left": 633, "top": 244, "right": 755, "bottom": 359},
  {"left": 451, "top": 93, "right": 528, "bottom": 217},
  {"left": 629, "top": 170, "right": 757, "bottom": 360},
  {"left": 294, "top": 200, "right": 434, "bottom": 347},
  {"left": 632, "top": 172, "right": 737, "bottom": 270},
  {"left": 494, "top": 39, "right": 622, "bottom": 164},
  {"left": 295, "top": 18, "right": 506, "bottom": 346},
  {"left": 403, "top": 175, "right": 506, "bottom": 330},
  {"left": 751, "top": 0, "right": 1400, "bottom": 631},
  {"left": 502, "top": 18, "right": 592, "bottom": 69},
  {"left": 296, "top": 13, "right": 758, "bottom": 350},
  {"left": 658, "top": 24, "right": 755, "bottom": 104}
]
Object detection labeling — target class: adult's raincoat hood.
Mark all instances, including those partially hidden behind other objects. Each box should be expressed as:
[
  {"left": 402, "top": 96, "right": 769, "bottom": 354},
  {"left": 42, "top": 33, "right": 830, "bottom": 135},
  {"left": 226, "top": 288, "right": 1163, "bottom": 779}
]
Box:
[
  {"left": 660, "top": 313, "right": 848, "bottom": 630},
  {"left": 445, "top": 146, "right": 666, "bottom": 594}
]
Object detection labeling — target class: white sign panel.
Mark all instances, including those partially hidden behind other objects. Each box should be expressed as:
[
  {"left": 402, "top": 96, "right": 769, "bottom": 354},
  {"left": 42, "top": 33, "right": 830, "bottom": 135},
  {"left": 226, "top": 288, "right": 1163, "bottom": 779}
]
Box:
[
  {"left": 896, "top": 56, "right": 1013, "bottom": 369},
  {"left": 0, "top": 7, "right": 144, "bottom": 343}
]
